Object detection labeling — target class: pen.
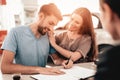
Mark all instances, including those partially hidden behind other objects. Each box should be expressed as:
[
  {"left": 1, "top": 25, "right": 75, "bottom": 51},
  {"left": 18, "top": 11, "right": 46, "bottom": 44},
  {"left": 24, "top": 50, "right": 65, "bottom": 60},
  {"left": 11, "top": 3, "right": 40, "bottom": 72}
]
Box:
[
  {"left": 79, "top": 75, "right": 94, "bottom": 80},
  {"left": 65, "top": 56, "right": 71, "bottom": 65},
  {"left": 30, "top": 76, "right": 38, "bottom": 80}
]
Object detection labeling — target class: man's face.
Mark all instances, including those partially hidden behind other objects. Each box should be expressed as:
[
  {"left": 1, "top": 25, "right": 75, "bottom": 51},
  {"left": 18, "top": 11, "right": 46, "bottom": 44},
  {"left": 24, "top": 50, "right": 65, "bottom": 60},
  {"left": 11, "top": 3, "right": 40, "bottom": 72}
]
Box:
[{"left": 38, "top": 15, "right": 59, "bottom": 35}]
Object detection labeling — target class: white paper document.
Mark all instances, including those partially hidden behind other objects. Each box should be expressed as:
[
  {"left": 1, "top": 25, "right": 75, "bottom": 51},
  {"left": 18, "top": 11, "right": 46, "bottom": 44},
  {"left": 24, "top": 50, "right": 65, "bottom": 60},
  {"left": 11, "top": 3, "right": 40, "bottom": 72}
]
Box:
[{"left": 31, "top": 66, "right": 95, "bottom": 80}]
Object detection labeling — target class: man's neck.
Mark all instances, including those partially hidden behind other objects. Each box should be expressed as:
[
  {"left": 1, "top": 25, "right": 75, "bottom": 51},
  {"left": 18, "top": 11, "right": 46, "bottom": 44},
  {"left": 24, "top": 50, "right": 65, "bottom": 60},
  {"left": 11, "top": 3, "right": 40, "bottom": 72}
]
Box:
[{"left": 30, "top": 23, "right": 41, "bottom": 38}]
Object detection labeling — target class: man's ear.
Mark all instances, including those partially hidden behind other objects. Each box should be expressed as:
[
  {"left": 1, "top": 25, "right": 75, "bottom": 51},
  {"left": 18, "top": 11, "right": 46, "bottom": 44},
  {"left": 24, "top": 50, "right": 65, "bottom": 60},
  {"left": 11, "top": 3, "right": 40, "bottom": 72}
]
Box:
[
  {"left": 39, "top": 12, "right": 45, "bottom": 20},
  {"left": 102, "top": 3, "right": 113, "bottom": 22}
]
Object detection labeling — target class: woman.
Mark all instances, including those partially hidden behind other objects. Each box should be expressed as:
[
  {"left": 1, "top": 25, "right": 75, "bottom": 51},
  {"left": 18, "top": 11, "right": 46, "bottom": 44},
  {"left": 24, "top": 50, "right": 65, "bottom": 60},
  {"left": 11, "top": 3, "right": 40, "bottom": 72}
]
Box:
[{"left": 49, "top": 7, "right": 98, "bottom": 69}]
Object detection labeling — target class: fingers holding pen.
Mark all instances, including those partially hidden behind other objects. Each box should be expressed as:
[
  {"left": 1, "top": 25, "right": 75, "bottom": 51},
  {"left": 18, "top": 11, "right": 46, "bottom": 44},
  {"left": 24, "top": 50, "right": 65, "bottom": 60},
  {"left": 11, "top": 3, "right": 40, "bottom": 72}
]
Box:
[{"left": 62, "top": 59, "right": 73, "bottom": 69}]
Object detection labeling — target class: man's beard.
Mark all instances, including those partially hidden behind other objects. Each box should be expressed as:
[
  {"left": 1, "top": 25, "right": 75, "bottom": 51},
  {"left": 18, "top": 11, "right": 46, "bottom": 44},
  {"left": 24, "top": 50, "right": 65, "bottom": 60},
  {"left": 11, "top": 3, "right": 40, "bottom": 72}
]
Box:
[{"left": 38, "top": 26, "right": 49, "bottom": 35}]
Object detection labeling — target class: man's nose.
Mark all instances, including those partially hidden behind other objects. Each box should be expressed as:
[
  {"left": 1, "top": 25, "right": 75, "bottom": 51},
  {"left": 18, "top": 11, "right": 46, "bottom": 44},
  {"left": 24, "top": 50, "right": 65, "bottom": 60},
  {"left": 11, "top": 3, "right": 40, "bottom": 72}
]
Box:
[{"left": 49, "top": 26, "right": 54, "bottom": 30}]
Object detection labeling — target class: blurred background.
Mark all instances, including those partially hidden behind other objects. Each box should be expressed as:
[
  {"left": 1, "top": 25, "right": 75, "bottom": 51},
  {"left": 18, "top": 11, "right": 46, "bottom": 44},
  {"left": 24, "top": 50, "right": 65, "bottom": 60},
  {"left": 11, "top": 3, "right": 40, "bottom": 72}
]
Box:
[
  {"left": 0, "top": 0, "right": 118, "bottom": 54},
  {"left": 0, "top": 0, "right": 99, "bottom": 30}
]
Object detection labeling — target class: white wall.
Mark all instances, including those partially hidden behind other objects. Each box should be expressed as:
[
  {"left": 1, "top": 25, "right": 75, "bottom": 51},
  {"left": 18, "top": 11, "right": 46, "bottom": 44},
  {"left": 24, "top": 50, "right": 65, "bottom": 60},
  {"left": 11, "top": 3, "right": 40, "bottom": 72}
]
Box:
[
  {"left": 0, "top": 0, "right": 100, "bottom": 31},
  {"left": 0, "top": 0, "right": 24, "bottom": 31},
  {"left": 38, "top": 0, "right": 100, "bottom": 15}
]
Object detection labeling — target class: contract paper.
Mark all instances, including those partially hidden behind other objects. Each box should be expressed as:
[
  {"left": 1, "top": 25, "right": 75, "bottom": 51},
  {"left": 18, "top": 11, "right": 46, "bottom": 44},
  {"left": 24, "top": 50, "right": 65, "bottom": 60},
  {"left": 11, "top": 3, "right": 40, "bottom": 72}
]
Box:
[{"left": 31, "top": 66, "right": 95, "bottom": 80}]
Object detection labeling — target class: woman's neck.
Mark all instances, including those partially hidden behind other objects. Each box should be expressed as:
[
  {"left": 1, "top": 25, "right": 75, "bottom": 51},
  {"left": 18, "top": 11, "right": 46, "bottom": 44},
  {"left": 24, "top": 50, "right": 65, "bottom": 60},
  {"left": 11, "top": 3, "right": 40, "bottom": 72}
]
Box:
[
  {"left": 68, "top": 31, "right": 81, "bottom": 40},
  {"left": 68, "top": 30, "right": 78, "bottom": 35}
]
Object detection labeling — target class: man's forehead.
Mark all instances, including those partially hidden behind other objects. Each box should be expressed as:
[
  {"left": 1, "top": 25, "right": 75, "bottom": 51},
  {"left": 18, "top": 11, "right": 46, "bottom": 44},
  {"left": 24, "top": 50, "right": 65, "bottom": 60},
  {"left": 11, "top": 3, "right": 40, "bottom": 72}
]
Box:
[{"left": 48, "top": 15, "right": 59, "bottom": 25}]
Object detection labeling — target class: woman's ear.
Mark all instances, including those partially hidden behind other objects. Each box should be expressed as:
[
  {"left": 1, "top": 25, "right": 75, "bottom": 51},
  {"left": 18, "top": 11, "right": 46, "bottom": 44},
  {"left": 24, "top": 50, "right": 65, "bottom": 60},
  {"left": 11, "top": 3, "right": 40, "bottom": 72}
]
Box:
[{"left": 102, "top": 3, "right": 114, "bottom": 22}]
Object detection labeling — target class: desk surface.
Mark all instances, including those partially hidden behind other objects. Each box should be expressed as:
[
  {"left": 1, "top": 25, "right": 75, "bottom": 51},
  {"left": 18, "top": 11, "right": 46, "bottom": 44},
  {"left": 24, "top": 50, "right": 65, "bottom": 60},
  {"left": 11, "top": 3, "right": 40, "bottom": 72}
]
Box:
[{"left": 2, "top": 62, "right": 96, "bottom": 80}]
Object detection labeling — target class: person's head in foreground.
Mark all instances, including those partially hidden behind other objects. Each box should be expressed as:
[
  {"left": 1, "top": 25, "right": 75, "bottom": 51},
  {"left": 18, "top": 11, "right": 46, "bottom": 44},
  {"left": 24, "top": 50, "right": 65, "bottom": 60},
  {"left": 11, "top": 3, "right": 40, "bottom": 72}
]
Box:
[{"left": 95, "top": 0, "right": 120, "bottom": 80}]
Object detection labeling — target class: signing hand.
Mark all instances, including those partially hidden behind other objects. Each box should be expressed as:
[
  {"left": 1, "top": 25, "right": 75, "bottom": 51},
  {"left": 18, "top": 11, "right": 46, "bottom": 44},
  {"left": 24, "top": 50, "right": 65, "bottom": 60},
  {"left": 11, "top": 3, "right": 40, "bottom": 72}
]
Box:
[{"left": 62, "top": 59, "right": 73, "bottom": 69}]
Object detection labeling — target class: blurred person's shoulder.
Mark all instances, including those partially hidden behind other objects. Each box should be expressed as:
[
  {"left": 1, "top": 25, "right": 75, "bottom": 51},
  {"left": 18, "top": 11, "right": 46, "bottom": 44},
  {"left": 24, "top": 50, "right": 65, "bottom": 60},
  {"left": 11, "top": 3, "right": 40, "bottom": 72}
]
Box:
[
  {"left": 103, "top": 44, "right": 120, "bottom": 56},
  {"left": 95, "top": 44, "right": 120, "bottom": 80},
  {"left": 98, "top": 44, "right": 120, "bottom": 65}
]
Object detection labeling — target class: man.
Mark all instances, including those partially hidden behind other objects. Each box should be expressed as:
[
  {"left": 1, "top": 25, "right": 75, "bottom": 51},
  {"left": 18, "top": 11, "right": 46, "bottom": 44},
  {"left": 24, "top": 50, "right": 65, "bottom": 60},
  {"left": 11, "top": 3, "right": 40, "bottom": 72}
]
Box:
[
  {"left": 94, "top": 0, "right": 120, "bottom": 80},
  {"left": 1, "top": 3, "right": 64, "bottom": 75}
]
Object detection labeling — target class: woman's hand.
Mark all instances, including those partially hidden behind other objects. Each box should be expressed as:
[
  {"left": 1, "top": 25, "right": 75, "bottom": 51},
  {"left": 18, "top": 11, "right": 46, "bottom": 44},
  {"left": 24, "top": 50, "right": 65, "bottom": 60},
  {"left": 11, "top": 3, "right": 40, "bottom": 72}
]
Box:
[
  {"left": 62, "top": 59, "right": 73, "bottom": 69},
  {"left": 48, "top": 31, "right": 56, "bottom": 46}
]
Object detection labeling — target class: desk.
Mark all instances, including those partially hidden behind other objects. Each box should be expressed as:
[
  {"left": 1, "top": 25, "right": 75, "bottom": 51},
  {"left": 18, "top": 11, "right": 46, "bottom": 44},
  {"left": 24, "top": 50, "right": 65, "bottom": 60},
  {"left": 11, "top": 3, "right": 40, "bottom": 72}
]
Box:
[{"left": 2, "top": 62, "right": 96, "bottom": 80}]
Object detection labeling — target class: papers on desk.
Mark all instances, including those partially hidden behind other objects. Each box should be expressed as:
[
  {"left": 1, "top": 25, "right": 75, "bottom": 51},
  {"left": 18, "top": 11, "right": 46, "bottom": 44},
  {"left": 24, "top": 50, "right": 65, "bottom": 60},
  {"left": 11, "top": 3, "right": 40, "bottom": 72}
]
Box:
[
  {"left": 31, "top": 66, "right": 96, "bottom": 80},
  {"left": 0, "top": 70, "right": 3, "bottom": 80}
]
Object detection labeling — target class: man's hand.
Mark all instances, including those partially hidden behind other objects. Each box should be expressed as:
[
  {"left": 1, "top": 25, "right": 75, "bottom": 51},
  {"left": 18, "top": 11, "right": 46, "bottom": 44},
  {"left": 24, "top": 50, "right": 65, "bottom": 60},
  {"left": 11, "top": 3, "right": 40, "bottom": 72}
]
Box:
[{"left": 37, "top": 67, "right": 65, "bottom": 75}]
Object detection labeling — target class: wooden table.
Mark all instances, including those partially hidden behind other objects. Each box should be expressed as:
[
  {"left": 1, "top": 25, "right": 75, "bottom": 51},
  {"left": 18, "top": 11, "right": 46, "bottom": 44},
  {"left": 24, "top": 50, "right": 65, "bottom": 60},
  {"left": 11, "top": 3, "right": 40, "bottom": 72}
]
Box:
[{"left": 1, "top": 62, "right": 96, "bottom": 80}]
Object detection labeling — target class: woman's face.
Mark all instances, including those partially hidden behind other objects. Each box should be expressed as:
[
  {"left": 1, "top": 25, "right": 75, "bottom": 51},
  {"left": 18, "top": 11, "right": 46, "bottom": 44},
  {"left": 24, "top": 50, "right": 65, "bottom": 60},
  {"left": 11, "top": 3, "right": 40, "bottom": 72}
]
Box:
[{"left": 68, "top": 13, "right": 83, "bottom": 31}]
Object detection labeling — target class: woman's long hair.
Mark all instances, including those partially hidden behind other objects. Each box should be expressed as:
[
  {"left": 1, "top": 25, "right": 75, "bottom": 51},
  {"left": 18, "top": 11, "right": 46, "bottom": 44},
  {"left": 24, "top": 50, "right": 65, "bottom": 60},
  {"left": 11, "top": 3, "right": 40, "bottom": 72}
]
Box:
[{"left": 73, "top": 7, "right": 98, "bottom": 61}]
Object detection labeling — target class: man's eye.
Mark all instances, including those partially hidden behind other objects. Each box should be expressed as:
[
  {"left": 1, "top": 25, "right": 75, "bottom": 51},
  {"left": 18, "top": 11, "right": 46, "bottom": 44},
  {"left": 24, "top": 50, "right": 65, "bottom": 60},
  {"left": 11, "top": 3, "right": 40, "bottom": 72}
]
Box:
[
  {"left": 49, "top": 22, "right": 54, "bottom": 26},
  {"left": 47, "top": 28, "right": 50, "bottom": 31}
]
